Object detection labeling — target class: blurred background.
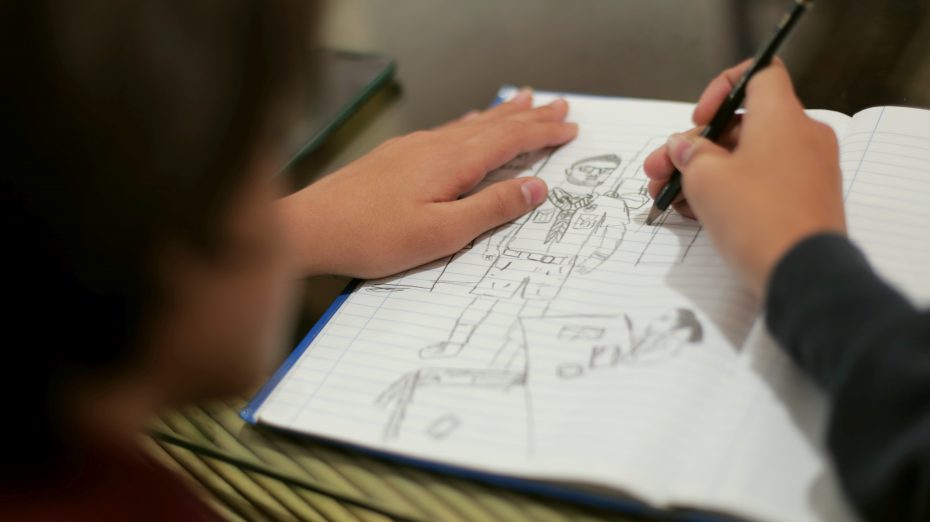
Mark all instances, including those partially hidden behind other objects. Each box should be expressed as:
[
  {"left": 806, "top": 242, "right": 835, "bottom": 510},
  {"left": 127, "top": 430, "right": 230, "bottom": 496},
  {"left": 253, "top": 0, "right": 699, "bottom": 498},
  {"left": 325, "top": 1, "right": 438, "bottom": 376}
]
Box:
[{"left": 286, "top": 0, "right": 930, "bottom": 343}]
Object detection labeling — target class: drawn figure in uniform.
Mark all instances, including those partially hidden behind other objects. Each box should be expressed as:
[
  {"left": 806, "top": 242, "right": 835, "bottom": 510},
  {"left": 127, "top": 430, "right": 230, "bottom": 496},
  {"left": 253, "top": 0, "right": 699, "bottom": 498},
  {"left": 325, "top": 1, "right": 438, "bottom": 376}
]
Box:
[{"left": 420, "top": 154, "right": 648, "bottom": 360}]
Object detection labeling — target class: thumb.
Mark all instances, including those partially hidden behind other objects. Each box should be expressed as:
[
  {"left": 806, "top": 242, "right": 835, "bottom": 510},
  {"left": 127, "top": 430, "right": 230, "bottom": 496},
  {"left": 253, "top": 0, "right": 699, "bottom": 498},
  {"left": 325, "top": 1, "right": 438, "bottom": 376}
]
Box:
[
  {"left": 451, "top": 177, "right": 548, "bottom": 238},
  {"left": 666, "top": 133, "right": 730, "bottom": 173}
]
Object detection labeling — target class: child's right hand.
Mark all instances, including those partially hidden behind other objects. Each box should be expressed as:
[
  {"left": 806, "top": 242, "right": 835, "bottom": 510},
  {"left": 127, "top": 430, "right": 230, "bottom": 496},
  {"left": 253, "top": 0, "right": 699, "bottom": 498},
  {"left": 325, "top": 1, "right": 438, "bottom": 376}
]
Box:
[{"left": 643, "top": 60, "right": 847, "bottom": 297}]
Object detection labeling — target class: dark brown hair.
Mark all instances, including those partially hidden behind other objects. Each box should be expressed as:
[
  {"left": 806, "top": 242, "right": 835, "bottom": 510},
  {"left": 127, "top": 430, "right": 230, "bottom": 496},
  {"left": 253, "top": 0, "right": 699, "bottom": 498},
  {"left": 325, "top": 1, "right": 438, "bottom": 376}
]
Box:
[{"left": 0, "top": 0, "right": 315, "bottom": 477}]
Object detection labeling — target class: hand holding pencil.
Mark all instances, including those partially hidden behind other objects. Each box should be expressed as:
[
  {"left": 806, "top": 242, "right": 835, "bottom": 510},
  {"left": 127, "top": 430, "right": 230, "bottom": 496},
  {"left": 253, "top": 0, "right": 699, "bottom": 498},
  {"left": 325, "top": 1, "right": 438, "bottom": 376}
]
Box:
[
  {"left": 642, "top": 59, "right": 846, "bottom": 298},
  {"left": 646, "top": 0, "right": 813, "bottom": 224}
]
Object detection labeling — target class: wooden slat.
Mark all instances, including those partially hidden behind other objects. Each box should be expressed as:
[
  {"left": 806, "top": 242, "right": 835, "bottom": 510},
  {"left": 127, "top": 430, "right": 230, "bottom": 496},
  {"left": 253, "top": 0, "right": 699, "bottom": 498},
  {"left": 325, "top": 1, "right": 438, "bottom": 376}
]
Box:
[{"left": 147, "top": 396, "right": 639, "bottom": 522}]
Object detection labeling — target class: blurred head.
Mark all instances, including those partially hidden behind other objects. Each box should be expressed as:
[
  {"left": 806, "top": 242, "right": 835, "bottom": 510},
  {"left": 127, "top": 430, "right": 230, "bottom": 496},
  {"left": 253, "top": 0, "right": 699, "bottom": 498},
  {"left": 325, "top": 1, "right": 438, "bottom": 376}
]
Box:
[
  {"left": 0, "top": 0, "right": 315, "bottom": 475},
  {"left": 565, "top": 154, "right": 621, "bottom": 186}
]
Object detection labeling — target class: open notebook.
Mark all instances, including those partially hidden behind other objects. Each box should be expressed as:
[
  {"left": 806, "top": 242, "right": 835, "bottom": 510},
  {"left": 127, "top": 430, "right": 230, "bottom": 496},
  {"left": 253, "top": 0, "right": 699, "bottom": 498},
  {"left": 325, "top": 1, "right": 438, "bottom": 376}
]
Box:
[{"left": 244, "top": 87, "right": 930, "bottom": 522}]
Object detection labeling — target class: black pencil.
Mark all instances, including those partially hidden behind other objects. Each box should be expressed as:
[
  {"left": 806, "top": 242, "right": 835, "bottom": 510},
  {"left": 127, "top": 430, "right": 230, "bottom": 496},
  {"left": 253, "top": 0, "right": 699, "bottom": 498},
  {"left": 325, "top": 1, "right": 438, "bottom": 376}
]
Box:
[{"left": 646, "top": 0, "right": 813, "bottom": 226}]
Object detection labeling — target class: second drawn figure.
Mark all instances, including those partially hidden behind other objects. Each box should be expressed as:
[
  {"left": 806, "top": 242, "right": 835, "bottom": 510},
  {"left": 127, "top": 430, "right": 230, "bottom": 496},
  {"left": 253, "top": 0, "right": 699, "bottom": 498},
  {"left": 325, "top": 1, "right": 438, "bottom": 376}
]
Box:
[{"left": 375, "top": 309, "right": 704, "bottom": 445}]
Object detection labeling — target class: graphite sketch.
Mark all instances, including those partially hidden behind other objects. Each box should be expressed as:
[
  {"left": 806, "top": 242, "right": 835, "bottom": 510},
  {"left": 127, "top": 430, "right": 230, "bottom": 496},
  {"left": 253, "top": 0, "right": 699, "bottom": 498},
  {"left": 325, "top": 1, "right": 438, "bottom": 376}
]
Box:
[
  {"left": 427, "top": 414, "right": 462, "bottom": 440},
  {"left": 375, "top": 366, "right": 526, "bottom": 442},
  {"left": 372, "top": 141, "right": 707, "bottom": 446},
  {"left": 364, "top": 241, "right": 475, "bottom": 294},
  {"left": 633, "top": 208, "right": 703, "bottom": 266},
  {"left": 419, "top": 153, "right": 647, "bottom": 360},
  {"left": 571, "top": 308, "right": 703, "bottom": 376},
  {"left": 556, "top": 363, "right": 584, "bottom": 379},
  {"left": 363, "top": 140, "right": 702, "bottom": 299},
  {"left": 375, "top": 308, "right": 704, "bottom": 444}
]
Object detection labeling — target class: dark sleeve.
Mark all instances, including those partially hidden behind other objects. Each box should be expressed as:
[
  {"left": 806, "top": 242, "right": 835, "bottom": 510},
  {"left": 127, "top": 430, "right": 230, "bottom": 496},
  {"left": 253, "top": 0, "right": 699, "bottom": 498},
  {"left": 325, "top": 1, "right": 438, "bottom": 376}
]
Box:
[{"left": 765, "top": 233, "right": 930, "bottom": 522}]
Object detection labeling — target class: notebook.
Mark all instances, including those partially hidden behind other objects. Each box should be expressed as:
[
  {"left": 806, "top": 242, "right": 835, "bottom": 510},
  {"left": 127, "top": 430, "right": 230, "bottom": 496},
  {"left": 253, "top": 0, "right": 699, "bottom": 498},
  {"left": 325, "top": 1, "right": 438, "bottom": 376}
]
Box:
[{"left": 243, "top": 86, "right": 930, "bottom": 522}]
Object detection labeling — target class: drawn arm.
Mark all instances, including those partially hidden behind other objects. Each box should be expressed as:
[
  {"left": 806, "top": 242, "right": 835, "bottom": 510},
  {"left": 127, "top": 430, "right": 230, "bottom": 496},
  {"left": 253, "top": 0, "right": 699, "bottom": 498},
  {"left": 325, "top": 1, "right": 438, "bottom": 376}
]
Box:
[
  {"left": 576, "top": 220, "right": 623, "bottom": 275},
  {"left": 375, "top": 370, "right": 421, "bottom": 441}
]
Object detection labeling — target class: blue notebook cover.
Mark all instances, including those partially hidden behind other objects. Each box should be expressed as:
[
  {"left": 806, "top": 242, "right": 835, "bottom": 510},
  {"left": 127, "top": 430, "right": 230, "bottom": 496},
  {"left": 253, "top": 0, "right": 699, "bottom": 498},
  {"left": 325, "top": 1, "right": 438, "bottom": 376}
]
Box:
[{"left": 242, "top": 87, "right": 734, "bottom": 522}]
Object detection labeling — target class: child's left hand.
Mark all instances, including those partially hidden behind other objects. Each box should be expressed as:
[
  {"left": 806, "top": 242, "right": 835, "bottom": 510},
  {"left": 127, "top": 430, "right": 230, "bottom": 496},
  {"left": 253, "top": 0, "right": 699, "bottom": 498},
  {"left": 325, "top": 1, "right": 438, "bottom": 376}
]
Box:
[{"left": 277, "top": 90, "right": 578, "bottom": 279}]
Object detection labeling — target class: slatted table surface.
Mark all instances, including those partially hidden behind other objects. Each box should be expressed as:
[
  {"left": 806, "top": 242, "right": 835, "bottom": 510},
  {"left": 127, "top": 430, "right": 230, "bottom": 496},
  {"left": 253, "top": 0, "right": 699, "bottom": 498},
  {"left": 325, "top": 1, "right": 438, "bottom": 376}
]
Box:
[{"left": 147, "top": 398, "right": 644, "bottom": 522}]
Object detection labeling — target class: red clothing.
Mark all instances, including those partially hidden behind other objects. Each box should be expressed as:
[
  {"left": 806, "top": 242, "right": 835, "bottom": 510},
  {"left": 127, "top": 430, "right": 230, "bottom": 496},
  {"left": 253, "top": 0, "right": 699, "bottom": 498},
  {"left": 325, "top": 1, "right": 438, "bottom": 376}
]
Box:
[{"left": 1, "top": 444, "right": 220, "bottom": 522}]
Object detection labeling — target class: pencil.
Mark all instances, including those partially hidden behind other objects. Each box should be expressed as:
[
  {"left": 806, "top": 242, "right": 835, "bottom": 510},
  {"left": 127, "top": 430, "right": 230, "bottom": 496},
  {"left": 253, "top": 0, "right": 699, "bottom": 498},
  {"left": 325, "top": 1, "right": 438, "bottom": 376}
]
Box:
[{"left": 646, "top": 0, "right": 813, "bottom": 226}]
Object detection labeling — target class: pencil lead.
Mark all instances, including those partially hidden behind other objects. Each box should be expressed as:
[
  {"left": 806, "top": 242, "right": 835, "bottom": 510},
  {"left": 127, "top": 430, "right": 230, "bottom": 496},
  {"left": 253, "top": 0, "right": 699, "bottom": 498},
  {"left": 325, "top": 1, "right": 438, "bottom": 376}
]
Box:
[{"left": 646, "top": 204, "right": 664, "bottom": 226}]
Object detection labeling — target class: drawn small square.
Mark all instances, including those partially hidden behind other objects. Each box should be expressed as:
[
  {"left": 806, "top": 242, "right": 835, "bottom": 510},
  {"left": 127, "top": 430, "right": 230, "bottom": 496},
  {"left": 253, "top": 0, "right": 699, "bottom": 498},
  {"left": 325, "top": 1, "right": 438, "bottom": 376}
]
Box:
[
  {"left": 556, "top": 363, "right": 584, "bottom": 379},
  {"left": 557, "top": 325, "right": 606, "bottom": 341},
  {"left": 427, "top": 414, "right": 461, "bottom": 440}
]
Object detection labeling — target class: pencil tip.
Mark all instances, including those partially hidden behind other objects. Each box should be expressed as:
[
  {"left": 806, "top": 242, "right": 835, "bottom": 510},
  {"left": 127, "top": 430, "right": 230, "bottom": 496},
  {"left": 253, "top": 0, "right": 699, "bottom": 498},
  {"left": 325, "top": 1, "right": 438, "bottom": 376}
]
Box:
[{"left": 645, "top": 204, "right": 664, "bottom": 226}]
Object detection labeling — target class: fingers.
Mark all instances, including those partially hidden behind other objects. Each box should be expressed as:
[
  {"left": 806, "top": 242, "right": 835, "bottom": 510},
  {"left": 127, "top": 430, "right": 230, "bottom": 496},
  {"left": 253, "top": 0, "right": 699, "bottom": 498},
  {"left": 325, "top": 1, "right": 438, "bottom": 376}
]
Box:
[
  {"left": 467, "top": 97, "right": 570, "bottom": 130},
  {"left": 693, "top": 59, "right": 753, "bottom": 126},
  {"left": 671, "top": 200, "right": 697, "bottom": 220},
  {"left": 466, "top": 119, "right": 578, "bottom": 173},
  {"left": 666, "top": 133, "right": 730, "bottom": 173},
  {"left": 444, "top": 177, "right": 549, "bottom": 242},
  {"left": 488, "top": 88, "right": 534, "bottom": 117},
  {"left": 692, "top": 57, "right": 791, "bottom": 126},
  {"left": 643, "top": 127, "right": 702, "bottom": 188},
  {"left": 510, "top": 98, "right": 570, "bottom": 124},
  {"left": 644, "top": 117, "right": 744, "bottom": 191},
  {"left": 433, "top": 109, "right": 480, "bottom": 131},
  {"left": 435, "top": 96, "right": 575, "bottom": 199},
  {"left": 466, "top": 88, "right": 535, "bottom": 124},
  {"left": 645, "top": 133, "right": 730, "bottom": 220},
  {"left": 434, "top": 89, "right": 534, "bottom": 131},
  {"left": 743, "top": 60, "right": 803, "bottom": 118},
  {"left": 440, "top": 89, "right": 572, "bottom": 131},
  {"left": 646, "top": 175, "right": 669, "bottom": 199},
  {"left": 644, "top": 145, "right": 675, "bottom": 193}
]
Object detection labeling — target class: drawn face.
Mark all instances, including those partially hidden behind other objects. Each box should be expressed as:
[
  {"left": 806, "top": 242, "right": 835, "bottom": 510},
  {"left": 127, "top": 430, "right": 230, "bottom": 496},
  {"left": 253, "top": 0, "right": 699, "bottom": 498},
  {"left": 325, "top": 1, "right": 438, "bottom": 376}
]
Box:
[
  {"left": 565, "top": 159, "right": 619, "bottom": 186},
  {"left": 644, "top": 311, "right": 679, "bottom": 339},
  {"left": 637, "top": 310, "right": 701, "bottom": 361}
]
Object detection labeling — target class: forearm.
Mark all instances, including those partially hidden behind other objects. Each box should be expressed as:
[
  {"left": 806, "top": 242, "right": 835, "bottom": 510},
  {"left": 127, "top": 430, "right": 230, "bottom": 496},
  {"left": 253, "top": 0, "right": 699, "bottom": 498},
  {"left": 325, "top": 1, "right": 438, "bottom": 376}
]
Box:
[
  {"left": 765, "top": 233, "right": 930, "bottom": 522},
  {"left": 276, "top": 187, "right": 330, "bottom": 278}
]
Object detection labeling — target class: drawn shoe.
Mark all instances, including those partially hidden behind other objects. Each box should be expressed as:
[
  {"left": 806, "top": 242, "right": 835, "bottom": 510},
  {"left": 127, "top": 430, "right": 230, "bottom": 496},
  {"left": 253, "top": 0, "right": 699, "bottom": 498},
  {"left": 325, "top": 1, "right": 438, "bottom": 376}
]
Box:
[{"left": 419, "top": 341, "right": 465, "bottom": 359}]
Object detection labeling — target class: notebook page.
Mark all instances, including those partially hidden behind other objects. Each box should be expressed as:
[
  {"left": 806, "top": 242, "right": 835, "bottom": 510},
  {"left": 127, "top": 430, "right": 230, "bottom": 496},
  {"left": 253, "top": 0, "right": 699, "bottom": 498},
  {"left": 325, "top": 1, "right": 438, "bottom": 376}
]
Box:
[
  {"left": 842, "top": 106, "right": 930, "bottom": 303},
  {"left": 672, "top": 107, "right": 930, "bottom": 522},
  {"left": 669, "top": 321, "right": 858, "bottom": 522},
  {"left": 255, "top": 89, "right": 762, "bottom": 506},
  {"left": 661, "top": 110, "right": 859, "bottom": 522}
]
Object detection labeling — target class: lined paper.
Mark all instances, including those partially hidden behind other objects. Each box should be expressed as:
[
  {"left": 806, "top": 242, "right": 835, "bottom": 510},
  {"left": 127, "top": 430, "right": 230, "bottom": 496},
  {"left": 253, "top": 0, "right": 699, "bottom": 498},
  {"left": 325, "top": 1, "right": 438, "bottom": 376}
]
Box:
[
  {"left": 258, "top": 89, "right": 759, "bottom": 507},
  {"left": 254, "top": 91, "right": 930, "bottom": 521},
  {"left": 842, "top": 106, "right": 930, "bottom": 303},
  {"left": 674, "top": 106, "right": 930, "bottom": 522}
]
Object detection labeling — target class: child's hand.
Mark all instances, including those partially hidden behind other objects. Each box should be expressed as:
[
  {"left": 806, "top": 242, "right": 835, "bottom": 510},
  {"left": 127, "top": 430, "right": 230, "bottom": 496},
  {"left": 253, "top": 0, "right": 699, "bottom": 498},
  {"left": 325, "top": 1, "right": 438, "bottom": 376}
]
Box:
[
  {"left": 277, "top": 90, "right": 577, "bottom": 279},
  {"left": 643, "top": 60, "right": 846, "bottom": 297}
]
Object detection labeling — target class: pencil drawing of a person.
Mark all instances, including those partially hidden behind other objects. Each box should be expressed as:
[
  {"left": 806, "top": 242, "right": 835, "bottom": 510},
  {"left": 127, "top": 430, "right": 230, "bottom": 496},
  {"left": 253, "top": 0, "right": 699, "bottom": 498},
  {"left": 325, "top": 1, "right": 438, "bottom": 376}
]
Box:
[{"left": 420, "top": 154, "right": 648, "bottom": 360}]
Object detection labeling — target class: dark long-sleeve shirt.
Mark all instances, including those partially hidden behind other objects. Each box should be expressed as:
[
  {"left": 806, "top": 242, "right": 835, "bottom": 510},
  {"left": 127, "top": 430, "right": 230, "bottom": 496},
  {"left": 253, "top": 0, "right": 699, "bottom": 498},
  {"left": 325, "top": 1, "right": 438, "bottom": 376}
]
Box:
[{"left": 765, "top": 233, "right": 930, "bottom": 521}]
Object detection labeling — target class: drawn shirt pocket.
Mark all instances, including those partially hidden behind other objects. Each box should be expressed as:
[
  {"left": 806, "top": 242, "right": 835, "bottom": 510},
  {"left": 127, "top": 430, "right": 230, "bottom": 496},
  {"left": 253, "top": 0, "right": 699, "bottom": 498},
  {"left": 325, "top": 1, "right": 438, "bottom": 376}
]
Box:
[
  {"left": 532, "top": 209, "right": 555, "bottom": 223},
  {"left": 573, "top": 215, "right": 599, "bottom": 229}
]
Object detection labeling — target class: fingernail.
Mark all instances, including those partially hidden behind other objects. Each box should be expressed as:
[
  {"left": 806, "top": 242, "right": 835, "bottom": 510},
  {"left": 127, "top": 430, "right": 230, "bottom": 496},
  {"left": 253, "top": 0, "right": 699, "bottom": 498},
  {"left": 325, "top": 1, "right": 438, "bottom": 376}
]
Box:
[
  {"left": 521, "top": 178, "right": 547, "bottom": 206},
  {"left": 667, "top": 133, "right": 696, "bottom": 166},
  {"left": 559, "top": 122, "right": 579, "bottom": 140},
  {"left": 462, "top": 110, "right": 480, "bottom": 121},
  {"left": 548, "top": 98, "right": 568, "bottom": 110},
  {"left": 513, "top": 88, "right": 533, "bottom": 104}
]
